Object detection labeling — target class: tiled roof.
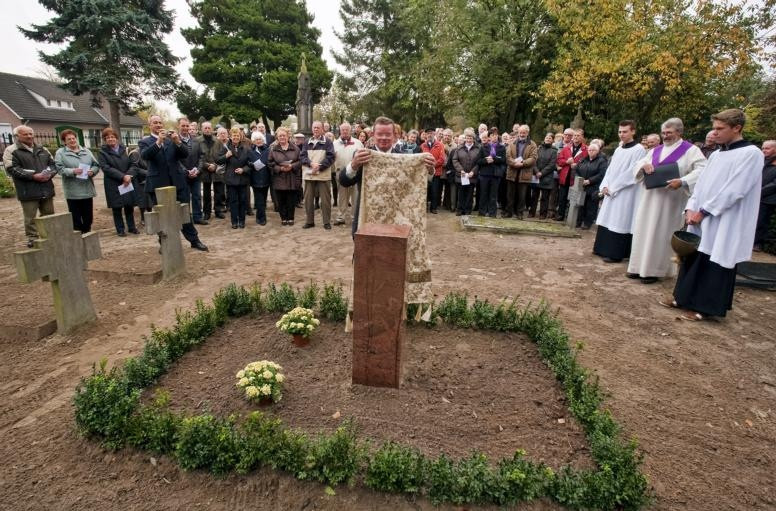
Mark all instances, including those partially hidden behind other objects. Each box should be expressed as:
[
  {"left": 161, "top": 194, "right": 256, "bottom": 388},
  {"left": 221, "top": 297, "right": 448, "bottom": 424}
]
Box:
[{"left": 0, "top": 71, "right": 144, "bottom": 127}]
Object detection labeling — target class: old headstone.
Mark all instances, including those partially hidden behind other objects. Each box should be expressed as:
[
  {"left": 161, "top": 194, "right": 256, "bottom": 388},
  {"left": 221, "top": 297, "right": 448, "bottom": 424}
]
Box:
[
  {"left": 14, "top": 212, "right": 101, "bottom": 334},
  {"left": 145, "top": 186, "right": 190, "bottom": 280},
  {"left": 352, "top": 223, "right": 411, "bottom": 388},
  {"left": 565, "top": 178, "right": 586, "bottom": 229}
]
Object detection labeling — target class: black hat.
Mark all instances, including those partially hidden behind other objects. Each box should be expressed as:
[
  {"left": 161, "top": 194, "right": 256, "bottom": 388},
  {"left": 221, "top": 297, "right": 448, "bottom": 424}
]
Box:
[{"left": 424, "top": 128, "right": 435, "bottom": 134}]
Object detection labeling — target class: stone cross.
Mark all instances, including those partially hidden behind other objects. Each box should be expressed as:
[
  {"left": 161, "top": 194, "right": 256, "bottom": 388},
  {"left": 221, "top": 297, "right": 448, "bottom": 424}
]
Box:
[
  {"left": 14, "top": 212, "right": 101, "bottom": 334},
  {"left": 565, "top": 178, "right": 586, "bottom": 229},
  {"left": 145, "top": 186, "right": 190, "bottom": 281},
  {"left": 352, "top": 223, "right": 411, "bottom": 388}
]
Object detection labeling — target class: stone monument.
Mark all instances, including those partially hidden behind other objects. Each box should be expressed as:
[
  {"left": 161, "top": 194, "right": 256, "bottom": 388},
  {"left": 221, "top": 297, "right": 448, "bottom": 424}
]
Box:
[
  {"left": 14, "top": 212, "right": 101, "bottom": 334},
  {"left": 352, "top": 223, "right": 411, "bottom": 388},
  {"left": 565, "top": 178, "right": 586, "bottom": 229},
  {"left": 145, "top": 186, "right": 190, "bottom": 280},
  {"left": 295, "top": 54, "right": 313, "bottom": 137}
]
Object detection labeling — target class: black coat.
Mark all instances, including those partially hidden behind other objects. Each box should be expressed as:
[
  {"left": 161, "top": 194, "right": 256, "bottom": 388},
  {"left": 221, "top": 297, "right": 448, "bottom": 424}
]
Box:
[
  {"left": 179, "top": 136, "right": 202, "bottom": 182},
  {"left": 217, "top": 142, "right": 251, "bottom": 187},
  {"left": 98, "top": 144, "right": 137, "bottom": 208},
  {"left": 6, "top": 144, "right": 56, "bottom": 201},
  {"left": 138, "top": 135, "right": 189, "bottom": 192},
  {"left": 575, "top": 154, "right": 608, "bottom": 192},
  {"left": 535, "top": 143, "right": 558, "bottom": 189},
  {"left": 477, "top": 143, "right": 506, "bottom": 178},
  {"left": 248, "top": 143, "right": 271, "bottom": 188},
  {"left": 762, "top": 157, "right": 776, "bottom": 206}
]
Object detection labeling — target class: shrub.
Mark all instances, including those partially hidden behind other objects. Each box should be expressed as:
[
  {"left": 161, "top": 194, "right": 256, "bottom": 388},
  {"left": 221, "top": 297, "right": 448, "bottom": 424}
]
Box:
[
  {"left": 276, "top": 307, "right": 320, "bottom": 338},
  {"left": 366, "top": 442, "right": 427, "bottom": 494},
  {"left": 175, "top": 415, "right": 239, "bottom": 475},
  {"left": 213, "top": 283, "right": 252, "bottom": 317},
  {"left": 296, "top": 282, "right": 319, "bottom": 309},
  {"left": 235, "top": 411, "right": 286, "bottom": 474},
  {"left": 73, "top": 359, "right": 140, "bottom": 450},
  {"left": 235, "top": 360, "right": 285, "bottom": 403},
  {"left": 319, "top": 282, "right": 347, "bottom": 321},
  {"left": 0, "top": 169, "right": 15, "bottom": 198},
  {"left": 126, "top": 390, "right": 180, "bottom": 454},
  {"left": 265, "top": 283, "right": 297, "bottom": 313},
  {"left": 306, "top": 421, "right": 367, "bottom": 486}
]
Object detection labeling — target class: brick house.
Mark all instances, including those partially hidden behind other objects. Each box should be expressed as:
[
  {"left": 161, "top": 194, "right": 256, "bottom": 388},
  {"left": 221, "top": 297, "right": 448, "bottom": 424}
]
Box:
[{"left": 0, "top": 71, "right": 145, "bottom": 149}]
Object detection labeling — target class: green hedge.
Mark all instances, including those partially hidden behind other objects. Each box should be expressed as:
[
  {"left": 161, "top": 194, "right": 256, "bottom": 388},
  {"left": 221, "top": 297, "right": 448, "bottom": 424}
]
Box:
[
  {"left": 73, "top": 282, "right": 650, "bottom": 509},
  {"left": 0, "top": 168, "right": 15, "bottom": 198}
]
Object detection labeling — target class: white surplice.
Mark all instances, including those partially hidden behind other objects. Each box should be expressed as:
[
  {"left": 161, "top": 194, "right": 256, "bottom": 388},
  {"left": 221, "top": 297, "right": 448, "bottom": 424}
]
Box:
[
  {"left": 596, "top": 142, "right": 646, "bottom": 233},
  {"left": 627, "top": 140, "right": 707, "bottom": 277},
  {"left": 686, "top": 142, "right": 763, "bottom": 268}
]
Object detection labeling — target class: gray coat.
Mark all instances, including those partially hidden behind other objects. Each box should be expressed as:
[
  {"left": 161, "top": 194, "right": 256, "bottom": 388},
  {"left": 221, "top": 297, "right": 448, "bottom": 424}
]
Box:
[
  {"left": 4, "top": 143, "right": 56, "bottom": 201},
  {"left": 535, "top": 143, "right": 558, "bottom": 189},
  {"left": 451, "top": 144, "right": 481, "bottom": 183}
]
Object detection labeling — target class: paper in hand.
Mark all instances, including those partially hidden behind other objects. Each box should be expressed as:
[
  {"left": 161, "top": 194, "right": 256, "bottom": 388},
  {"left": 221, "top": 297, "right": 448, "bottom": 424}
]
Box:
[
  {"left": 77, "top": 163, "right": 90, "bottom": 179},
  {"left": 461, "top": 173, "right": 470, "bottom": 186},
  {"left": 118, "top": 182, "right": 134, "bottom": 195}
]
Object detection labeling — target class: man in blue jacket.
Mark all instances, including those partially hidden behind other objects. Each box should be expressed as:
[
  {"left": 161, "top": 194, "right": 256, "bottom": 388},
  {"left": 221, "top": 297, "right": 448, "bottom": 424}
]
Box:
[{"left": 139, "top": 115, "right": 208, "bottom": 251}]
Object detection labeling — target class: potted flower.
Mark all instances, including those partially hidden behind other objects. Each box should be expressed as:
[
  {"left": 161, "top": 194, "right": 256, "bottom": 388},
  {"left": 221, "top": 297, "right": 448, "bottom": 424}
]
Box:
[
  {"left": 236, "top": 360, "right": 285, "bottom": 405},
  {"left": 276, "top": 307, "right": 320, "bottom": 347}
]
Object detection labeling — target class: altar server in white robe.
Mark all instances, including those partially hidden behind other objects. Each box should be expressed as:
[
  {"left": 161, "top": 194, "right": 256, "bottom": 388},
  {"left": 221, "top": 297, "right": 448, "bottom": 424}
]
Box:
[
  {"left": 627, "top": 118, "right": 706, "bottom": 284},
  {"left": 593, "top": 120, "right": 646, "bottom": 262},
  {"left": 668, "top": 109, "right": 763, "bottom": 320}
]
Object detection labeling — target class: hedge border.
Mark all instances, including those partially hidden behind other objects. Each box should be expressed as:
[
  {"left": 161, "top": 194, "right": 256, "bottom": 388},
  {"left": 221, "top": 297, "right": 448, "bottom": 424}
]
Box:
[{"left": 73, "top": 282, "right": 650, "bottom": 509}]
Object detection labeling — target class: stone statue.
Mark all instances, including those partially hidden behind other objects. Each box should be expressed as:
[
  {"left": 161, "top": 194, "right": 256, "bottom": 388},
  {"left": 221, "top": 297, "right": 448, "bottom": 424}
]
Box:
[{"left": 296, "top": 53, "right": 313, "bottom": 136}]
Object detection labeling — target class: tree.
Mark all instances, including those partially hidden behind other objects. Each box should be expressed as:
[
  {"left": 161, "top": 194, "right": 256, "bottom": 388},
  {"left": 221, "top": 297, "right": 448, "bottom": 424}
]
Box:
[
  {"left": 183, "top": 0, "right": 332, "bottom": 130},
  {"left": 539, "top": 0, "right": 763, "bottom": 140},
  {"left": 20, "top": 0, "right": 180, "bottom": 139},
  {"left": 176, "top": 85, "right": 221, "bottom": 123}
]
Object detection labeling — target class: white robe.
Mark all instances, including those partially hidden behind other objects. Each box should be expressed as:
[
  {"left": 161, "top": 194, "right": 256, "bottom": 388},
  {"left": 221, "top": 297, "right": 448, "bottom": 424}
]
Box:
[
  {"left": 686, "top": 143, "right": 763, "bottom": 268},
  {"left": 628, "top": 140, "right": 707, "bottom": 277},
  {"left": 596, "top": 142, "right": 646, "bottom": 233}
]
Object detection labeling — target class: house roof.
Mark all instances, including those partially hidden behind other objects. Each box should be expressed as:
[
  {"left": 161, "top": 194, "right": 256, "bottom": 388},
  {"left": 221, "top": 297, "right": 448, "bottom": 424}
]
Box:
[{"left": 0, "top": 71, "right": 145, "bottom": 127}]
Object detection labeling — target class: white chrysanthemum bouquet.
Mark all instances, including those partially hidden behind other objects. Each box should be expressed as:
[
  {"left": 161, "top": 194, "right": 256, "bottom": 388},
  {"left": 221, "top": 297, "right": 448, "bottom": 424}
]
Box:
[
  {"left": 235, "top": 360, "right": 285, "bottom": 404},
  {"left": 276, "top": 307, "right": 320, "bottom": 338}
]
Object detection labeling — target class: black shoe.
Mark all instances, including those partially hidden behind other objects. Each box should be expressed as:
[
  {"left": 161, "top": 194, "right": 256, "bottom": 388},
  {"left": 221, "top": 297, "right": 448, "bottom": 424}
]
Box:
[
  {"left": 430, "top": 209, "right": 438, "bottom": 214},
  {"left": 26, "top": 239, "right": 35, "bottom": 248},
  {"left": 191, "top": 240, "right": 209, "bottom": 251},
  {"left": 117, "top": 231, "right": 127, "bottom": 237},
  {"left": 129, "top": 228, "right": 140, "bottom": 234},
  {"left": 455, "top": 212, "right": 462, "bottom": 216},
  {"left": 246, "top": 208, "right": 254, "bottom": 216},
  {"left": 288, "top": 220, "right": 294, "bottom": 226},
  {"left": 324, "top": 223, "right": 332, "bottom": 230},
  {"left": 215, "top": 212, "right": 225, "bottom": 219},
  {"left": 626, "top": 272, "right": 640, "bottom": 279},
  {"left": 641, "top": 276, "right": 658, "bottom": 284},
  {"left": 194, "top": 219, "right": 209, "bottom": 225},
  {"left": 502, "top": 213, "right": 512, "bottom": 218},
  {"left": 303, "top": 223, "right": 315, "bottom": 229},
  {"left": 238, "top": 223, "right": 245, "bottom": 229},
  {"left": 203, "top": 213, "right": 211, "bottom": 221},
  {"left": 232, "top": 224, "right": 238, "bottom": 229},
  {"left": 602, "top": 257, "right": 622, "bottom": 263}
]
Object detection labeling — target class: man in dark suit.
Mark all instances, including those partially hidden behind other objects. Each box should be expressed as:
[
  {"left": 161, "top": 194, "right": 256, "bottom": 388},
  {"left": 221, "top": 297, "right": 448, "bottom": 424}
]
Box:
[
  {"left": 139, "top": 115, "right": 208, "bottom": 251},
  {"left": 177, "top": 117, "right": 207, "bottom": 225}
]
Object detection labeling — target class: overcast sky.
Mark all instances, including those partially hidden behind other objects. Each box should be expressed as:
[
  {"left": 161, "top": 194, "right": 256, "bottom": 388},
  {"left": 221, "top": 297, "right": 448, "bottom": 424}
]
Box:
[{"left": 0, "top": 0, "right": 344, "bottom": 116}]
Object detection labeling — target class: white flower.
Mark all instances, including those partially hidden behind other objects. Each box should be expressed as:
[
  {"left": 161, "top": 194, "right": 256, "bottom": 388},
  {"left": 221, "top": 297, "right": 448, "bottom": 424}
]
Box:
[
  {"left": 260, "top": 384, "right": 272, "bottom": 396},
  {"left": 245, "top": 386, "right": 260, "bottom": 398},
  {"left": 262, "top": 370, "right": 273, "bottom": 379},
  {"left": 275, "top": 373, "right": 284, "bottom": 383},
  {"left": 238, "top": 377, "right": 250, "bottom": 386},
  {"left": 236, "top": 370, "right": 245, "bottom": 378},
  {"left": 313, "top": 318, "right": 320, "bottom": 326},
  {"left": 307, "top": 324, "right": 314, "bottom": 330}
]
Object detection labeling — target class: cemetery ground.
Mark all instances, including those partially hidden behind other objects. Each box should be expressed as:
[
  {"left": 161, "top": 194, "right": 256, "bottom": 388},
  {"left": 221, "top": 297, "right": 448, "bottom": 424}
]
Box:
[{"left": 0, "top": 175, "right": 774, "bottom": 510}]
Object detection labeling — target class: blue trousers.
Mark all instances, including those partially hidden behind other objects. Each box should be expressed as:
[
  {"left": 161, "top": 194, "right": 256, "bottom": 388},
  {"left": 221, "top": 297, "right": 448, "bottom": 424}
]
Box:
[
  {"left": 186, "top": 178, "right": 203, "bottom": 221},
  {"left": 227, "top": 184, "right": 248, "bottom": 225}
]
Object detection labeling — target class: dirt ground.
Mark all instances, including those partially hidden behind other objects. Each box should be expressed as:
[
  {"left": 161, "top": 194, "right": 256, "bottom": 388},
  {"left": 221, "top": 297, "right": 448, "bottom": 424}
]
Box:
[{"left": 0, "top": 174, "right": 774, "bottom": 510}]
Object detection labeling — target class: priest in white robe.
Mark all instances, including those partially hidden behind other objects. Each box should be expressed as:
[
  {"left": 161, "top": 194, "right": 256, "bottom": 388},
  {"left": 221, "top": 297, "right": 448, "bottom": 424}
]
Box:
[
  {"left": 669, "top": 109, "right": 763, "bottom": 320},
  {"left": 627, "top": 118, "right": 706, "bottom": 284},
  {"left": 593, "top": 120, "right": 647, "bottom": 262}
]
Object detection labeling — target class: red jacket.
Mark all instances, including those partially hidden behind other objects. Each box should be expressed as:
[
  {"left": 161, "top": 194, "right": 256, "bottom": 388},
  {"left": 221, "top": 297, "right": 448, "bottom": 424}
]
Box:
[
  {"left": 556, "top": 143, "right": 587, "bottom": 186},
  {"left": 421, "top": 140, "right": 446, "bottom": 177}
]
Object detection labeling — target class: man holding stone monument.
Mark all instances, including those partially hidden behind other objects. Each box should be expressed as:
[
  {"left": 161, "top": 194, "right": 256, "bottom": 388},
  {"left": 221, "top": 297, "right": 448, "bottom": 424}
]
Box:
[
  {"left": 3, "top": 125, "right": 57, "bottom": 248},
  {"left": 139, "top": 115, "right": 208, "bottom": 252}
]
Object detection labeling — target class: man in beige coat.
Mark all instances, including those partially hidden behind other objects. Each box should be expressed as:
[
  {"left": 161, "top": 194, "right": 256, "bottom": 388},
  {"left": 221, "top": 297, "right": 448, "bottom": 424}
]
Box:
[{"left": 505, "top": 125, "right": 538, "bottom": 219}]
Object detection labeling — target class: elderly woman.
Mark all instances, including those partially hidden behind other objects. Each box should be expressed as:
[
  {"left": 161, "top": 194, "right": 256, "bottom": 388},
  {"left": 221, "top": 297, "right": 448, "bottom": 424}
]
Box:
[
  {"left": 248, "top": 131, "right": 271, "bottom": 225},
  {"left": 54, "top": 129, "right": 100, "bottom": 233},
  {"left": 575, "top": 142, "right": 608, "bottom": 229},
  {"left": 218, "top": 127, "right": 251, "bottom": 229},
  {"left": 98, "top": 128, "right": 138, "bottom": 236},
  {"left": 452, "top": 128, "right": 481, "bottom": 215},
  {"left": 402, "top": 130, "right": 422, "bottom": 154},
  {"left": 268, "top": 127, "right": 302, "bottom": 226},
  {"left": 534, "top": 133, "right": 558, "bottom": 219}
]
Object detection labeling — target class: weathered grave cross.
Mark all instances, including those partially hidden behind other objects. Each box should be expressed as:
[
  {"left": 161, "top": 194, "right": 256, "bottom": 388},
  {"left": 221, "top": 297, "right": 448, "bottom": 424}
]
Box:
[
  {"left": 565, "top": 178, "right": 586, "bottom": 229},
  {"left": 14, "top": 212, "right": 101, "bottom": 334},
  {"left": 145, "top": 186, "right": 190, "bottom": 280}
]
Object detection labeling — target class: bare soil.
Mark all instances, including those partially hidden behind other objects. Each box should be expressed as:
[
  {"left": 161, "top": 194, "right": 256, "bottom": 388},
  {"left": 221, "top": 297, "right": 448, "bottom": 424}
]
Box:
[
  {"left": 0, "top": 174, "right": 774, "bottom": 510},
  {"left": 150, "top": 319, "right": 592, "bottom": 469}
]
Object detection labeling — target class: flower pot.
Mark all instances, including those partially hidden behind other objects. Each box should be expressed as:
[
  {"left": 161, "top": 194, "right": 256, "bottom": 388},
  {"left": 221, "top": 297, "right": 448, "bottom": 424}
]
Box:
[
  {"left": 292, "top": 333, "right": 309, "bottom": 347},
  {"left": 257, "top": 396, "right": 273, "bottom": 407}
]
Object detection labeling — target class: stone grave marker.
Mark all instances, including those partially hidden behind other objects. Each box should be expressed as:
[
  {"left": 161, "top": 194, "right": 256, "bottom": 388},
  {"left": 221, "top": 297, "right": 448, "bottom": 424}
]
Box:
[
  {"left": 352, "top": 223, "right": 411, "bottom": 388},
  {"left": 145, "top": 186, "right": 190, "bottom": 280},
  {"left": 14, "top": 212, "right": 101, "bottom": 334},
  {"left": 565, "top": 178, "right": 586, "bottom": 229}
]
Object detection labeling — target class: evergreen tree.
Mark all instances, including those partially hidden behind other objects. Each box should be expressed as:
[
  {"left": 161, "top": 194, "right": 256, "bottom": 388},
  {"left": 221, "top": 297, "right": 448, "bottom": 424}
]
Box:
[
  {"left": 183, "top": 0, "right": 332, "bottom": 130},
  {"left": 20, "top": 0, "right": 180, "bottom": 139},
  {"left": 176, "top": 85, "right": 221, "bottom": 123}
]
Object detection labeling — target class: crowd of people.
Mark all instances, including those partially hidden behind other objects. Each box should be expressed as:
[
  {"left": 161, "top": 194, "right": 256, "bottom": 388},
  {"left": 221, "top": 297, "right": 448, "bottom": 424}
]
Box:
[{"left": 2, "top": 109, "right": 774, "bottom": 321}]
